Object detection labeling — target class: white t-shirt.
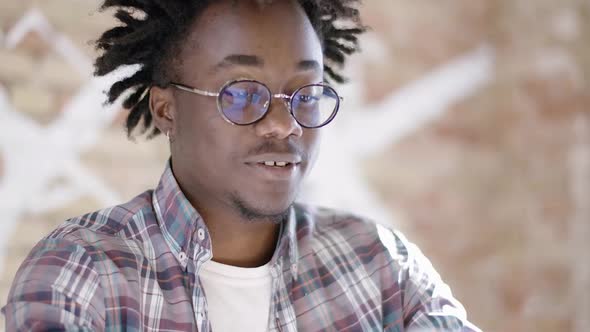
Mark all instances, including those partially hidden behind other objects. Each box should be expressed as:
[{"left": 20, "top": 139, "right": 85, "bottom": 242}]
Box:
[{"left": 199, "top": 259, "right": 272, "bottom": 332}]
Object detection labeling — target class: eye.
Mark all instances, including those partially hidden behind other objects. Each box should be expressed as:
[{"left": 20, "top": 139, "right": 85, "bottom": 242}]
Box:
[
  {"left": 297, "top": 94, "right": 319, "bottom": 104},
  {"left": 222, "top": 89, "right": 250, "bottom": 105},
  {"left": 236, "top": 90, "right": 249, "bottom": 98},
  {"left": 225, "top": 89, "right": 248, "bottom": 99},
  {"left": 224, "top": 86, "right": 266, "bottom": 102}
]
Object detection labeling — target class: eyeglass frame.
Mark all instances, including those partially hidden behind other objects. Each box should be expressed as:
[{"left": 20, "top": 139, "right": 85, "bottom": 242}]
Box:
[{"left": 169, "top": 78, "right": 343, "bottom": 129}]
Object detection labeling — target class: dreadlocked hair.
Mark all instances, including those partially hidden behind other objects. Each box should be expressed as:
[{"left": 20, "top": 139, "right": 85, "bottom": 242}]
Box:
[{"left": 94, "top": 0, "right": 366, "bottom": 139}]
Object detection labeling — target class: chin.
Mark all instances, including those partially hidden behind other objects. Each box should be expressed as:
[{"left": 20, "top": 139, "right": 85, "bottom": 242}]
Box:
[{"left": 230, "top": 192, "right": 295, "bottom": 222}]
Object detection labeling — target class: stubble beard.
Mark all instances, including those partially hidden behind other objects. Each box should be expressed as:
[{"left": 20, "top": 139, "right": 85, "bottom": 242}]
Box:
[{"left": 229, "top": 192, "right": 292, "bottom": 224}]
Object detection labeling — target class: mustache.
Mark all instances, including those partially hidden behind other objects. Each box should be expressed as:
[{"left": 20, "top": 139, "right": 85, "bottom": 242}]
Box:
[{"left": 246, "top": 140, "right": 307, "bottom": 160}]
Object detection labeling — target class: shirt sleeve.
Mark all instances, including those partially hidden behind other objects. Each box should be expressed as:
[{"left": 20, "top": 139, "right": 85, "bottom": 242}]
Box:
[
  {"left": 377, "top": 225, "right": 481, "bottom": 332},
  {"left": 2, "top": 237, "right": 105, "bottom": 331}
]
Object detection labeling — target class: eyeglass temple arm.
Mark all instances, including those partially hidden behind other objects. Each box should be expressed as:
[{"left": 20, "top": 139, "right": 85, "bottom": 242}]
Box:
[
  {"left": 171, "top": 83, "right": 219, "bottom": 97},
  {"left": 172, "top": 83, "right": 344, "bottom": 102},
  {"left": 271, "top": 94, "right": 344, "bottom": 102}
]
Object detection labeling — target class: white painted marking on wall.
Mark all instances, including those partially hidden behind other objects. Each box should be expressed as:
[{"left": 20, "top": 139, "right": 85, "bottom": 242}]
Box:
[
  {"left": 0, "top": 8, "right": 130, "bottom": 276},
  {"left": 302, "top": 41, "right": 494, "bottom": 227}
]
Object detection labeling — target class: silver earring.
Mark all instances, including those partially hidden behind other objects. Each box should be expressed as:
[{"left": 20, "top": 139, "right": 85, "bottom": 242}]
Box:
[{"left": 165, "top": 130, "right": 170, "bottom": 141}]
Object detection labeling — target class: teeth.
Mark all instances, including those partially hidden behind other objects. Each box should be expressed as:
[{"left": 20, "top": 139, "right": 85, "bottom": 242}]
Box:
[{"left": 262, "top": 161, "right": 290, "bottom": 167}]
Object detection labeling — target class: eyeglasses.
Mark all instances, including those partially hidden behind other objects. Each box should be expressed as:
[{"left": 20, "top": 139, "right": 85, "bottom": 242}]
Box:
[{"left": 170, "top": 79, "right": 342, "bottom": 128}]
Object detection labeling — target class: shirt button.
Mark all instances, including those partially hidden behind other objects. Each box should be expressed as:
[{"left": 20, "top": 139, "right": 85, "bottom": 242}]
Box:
[
  {"left": 178, "top": 252, "right": 188, "bottom": 266},
  {"left": 197, "top": 228, "right": 206, "bottom": 241}
]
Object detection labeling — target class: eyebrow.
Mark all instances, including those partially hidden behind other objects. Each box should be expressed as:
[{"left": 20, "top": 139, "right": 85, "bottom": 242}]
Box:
[
  {"left": 211, "top": 54, "right": 321, "bottom": 72},
  {"left": 296, "top": 60, "right": 322, "bottom": 71},
  {"left": 215, "top": 54, "right": 263, "bottom": 69}
]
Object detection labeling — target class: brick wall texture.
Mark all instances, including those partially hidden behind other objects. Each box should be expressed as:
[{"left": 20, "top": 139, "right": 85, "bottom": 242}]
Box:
[{"left": 1, "top": 1, "right": 589, "bottom": 331}]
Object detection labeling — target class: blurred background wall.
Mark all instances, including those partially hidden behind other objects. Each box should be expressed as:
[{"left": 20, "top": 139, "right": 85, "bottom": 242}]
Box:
[{"left": 0, "top": 0, "right": 589, "bottom": 331}]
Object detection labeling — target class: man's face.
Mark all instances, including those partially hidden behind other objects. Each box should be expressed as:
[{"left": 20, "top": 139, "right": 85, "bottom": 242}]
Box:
[{"left": 168, "top": 0, "right": 324, "bottom": 220}]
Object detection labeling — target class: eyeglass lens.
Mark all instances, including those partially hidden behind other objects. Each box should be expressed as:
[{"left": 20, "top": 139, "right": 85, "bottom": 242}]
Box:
[{"left": 217, "top": 80, "right": 339, "bottom": 128}]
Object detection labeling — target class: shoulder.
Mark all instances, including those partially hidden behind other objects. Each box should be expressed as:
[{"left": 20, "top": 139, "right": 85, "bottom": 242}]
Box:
[
  {"left": 293, "top": 203, "right": 411, "bottom": 268},
  {"left": 48, "top": 189, "right": 155, "bottom": 245},
  {"left": 7, "top": 189, "right": 156, "bottom": 299},
  {"left": 3, "top": 190, "right": 156, "bottom": 328},
  {"left": 10, "top": 188, "right": 156, "bottom": 280}
]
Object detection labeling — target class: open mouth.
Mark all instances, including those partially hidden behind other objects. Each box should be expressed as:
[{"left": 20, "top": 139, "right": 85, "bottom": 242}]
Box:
[
  {"left": 246, "top": 161, "right": 301, "bottom": 180},
  {"left": 257, "top": 161, "right": 296, "bottom": 168}
]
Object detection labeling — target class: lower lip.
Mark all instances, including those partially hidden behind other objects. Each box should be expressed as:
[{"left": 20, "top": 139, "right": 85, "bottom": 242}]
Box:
[{"left": 246, "top": 163, "right": 299, "bottom": 181}]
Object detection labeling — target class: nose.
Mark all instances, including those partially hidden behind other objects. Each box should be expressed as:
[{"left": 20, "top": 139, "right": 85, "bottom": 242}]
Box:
[{"left": 254, "top": 98, "right": 303, "bottom": 139}]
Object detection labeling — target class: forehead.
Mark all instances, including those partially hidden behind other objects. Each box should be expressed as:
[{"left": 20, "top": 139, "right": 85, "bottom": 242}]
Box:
[{"left": 176, "top": 0, "right": 323, "bottom": 79}]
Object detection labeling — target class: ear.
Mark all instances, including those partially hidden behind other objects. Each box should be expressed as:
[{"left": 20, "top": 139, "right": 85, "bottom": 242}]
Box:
[{"left": 149, "top": 86, "right": 176, "bottom": 137}]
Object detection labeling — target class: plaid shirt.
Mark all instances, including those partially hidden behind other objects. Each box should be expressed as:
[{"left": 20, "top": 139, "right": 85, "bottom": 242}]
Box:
[{"left": 3, "top": 164, "right": 480, "bottom": 331}]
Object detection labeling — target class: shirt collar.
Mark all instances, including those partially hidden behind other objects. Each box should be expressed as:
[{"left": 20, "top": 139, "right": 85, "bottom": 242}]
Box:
[
  {"left": 272, "top": 206, "right": 300, "bottom": 279},
  {"left": 152, "top": 161, "right": 205, "bottom": 264},
  {"left": 152, "top": 161, "right": 300, "bottom": 275}
]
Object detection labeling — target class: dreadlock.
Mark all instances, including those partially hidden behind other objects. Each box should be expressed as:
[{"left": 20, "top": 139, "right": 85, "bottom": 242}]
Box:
[{"left": 94, "top": 0, "right": 365, "bottom": 139}]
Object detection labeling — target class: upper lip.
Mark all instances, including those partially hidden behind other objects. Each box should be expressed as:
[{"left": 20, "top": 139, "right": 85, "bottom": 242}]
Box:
[{"left": 245, "top": 153, "right": 303, "bottom": 164}]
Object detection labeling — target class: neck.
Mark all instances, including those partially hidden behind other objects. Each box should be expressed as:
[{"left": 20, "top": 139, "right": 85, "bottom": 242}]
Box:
[
  {"left": 171, "top": 162, "right": 285, "bottom": 267},
  {"left": 205, "top": 212, "right": 281, "bottom": 267},
  {"left": 188, "top": 194, "right": 283, "bottom": 268}
]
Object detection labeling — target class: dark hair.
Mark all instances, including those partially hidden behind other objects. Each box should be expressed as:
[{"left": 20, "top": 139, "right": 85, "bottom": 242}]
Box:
[{"left": 94, "top": 0, "right": 365, "bottom": 139}]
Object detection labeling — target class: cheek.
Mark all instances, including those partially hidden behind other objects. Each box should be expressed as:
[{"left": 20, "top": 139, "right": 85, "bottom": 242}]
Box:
[
  {"left": 175, "top": 103, "right": 223, "bottom": 160},
  {"left": 176, "top": 96, "right": 220, "bottom": 131},
  {"left": 175, "top": 94, "right": 222, "bottom": 141},
  {"left": 304, "top": 129, "right": 322, "bottom": 167},
  {"left": 177, "top": 108, "right": 244, "bottom": 167}
]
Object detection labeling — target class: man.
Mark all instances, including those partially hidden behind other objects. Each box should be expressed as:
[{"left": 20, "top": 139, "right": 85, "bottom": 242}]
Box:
[{"left": 3, "top": 0, "right": 481, "bottom": 331}]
